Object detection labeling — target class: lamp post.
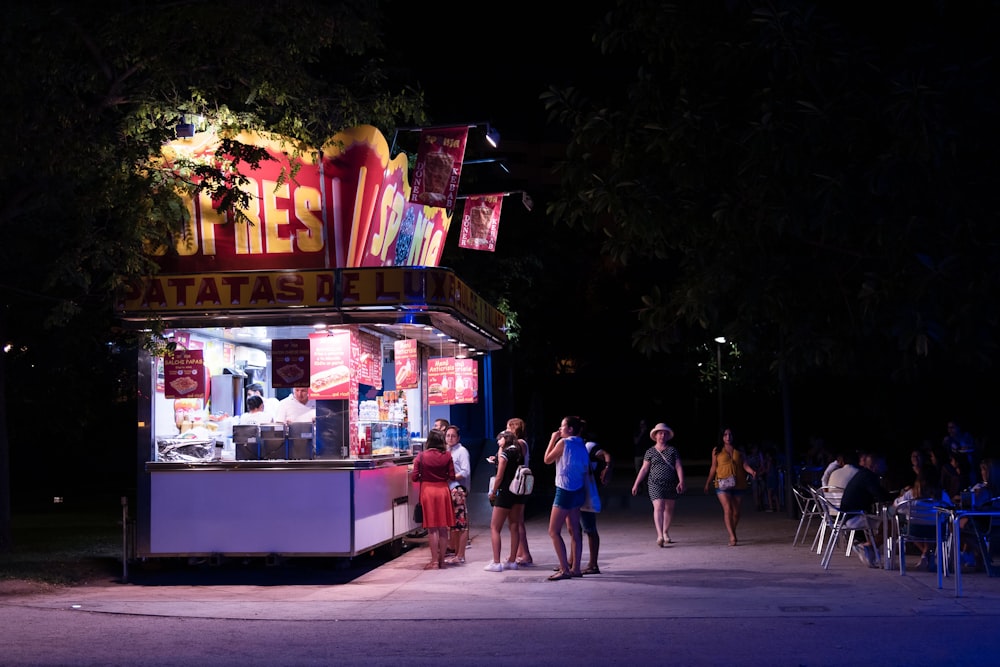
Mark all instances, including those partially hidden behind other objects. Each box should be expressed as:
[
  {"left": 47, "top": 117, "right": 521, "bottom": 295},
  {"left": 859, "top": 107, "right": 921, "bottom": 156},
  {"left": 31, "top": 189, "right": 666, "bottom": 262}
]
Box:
[{"left": 714, "top": 336, "right": 726, "bottom": 433}]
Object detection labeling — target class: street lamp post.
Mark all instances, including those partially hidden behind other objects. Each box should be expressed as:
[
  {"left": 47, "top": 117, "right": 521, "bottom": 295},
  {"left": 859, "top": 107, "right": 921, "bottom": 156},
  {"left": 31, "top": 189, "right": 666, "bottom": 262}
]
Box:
[{"left": 714, "top": 336, "right": 726, "bottom": 433}]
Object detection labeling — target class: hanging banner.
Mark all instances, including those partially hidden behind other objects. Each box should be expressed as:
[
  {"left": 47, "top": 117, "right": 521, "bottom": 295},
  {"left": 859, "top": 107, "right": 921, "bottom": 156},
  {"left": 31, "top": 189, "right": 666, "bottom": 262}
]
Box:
[
  {"left": 356, "top": 330, "right": 382, "bottom": 389},
  {"left": 309, "top": 330, "right": 352, "bottom": 399},
  {"left": 394, "top": 338, "right": 419, "bottom": 389},
  {"left": 458, "top": 194, "right": 503, "bottom": 252},
  {"left": 272, "top": 339, "right": 310, "bottom": 388},
  {"left": 410, "top": 126, "right": 468, "bottom": 209},
  {"left": 427, "top": 357, "right": 456, "bottom": 406},
  {"left": 164, "top": 349, "right": 206, "bottom": 399},
  {"left": 453, "top": 358, "right": 478, "bottom": 404}
]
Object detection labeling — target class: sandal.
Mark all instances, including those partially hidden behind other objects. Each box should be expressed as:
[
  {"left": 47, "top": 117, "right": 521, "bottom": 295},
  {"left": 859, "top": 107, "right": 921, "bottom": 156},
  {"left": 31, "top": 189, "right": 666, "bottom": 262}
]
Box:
[
  {"left": 569, "top": 570, "right": 583, "bottom": 578},
  {"left": 424, "top": 562, "right": 440, "bottom": 570},
  {"left": 515, "top": 558, "right": 534, "bottom": 566},
  {"left": 547, "top": 571, "right": 571, "bottom": 581},
  {"left": 728, "top": 538, "right": 738, "bottom": 547},
  {"left": 581, "top": 566, "right": 601, "bottom": 575}
]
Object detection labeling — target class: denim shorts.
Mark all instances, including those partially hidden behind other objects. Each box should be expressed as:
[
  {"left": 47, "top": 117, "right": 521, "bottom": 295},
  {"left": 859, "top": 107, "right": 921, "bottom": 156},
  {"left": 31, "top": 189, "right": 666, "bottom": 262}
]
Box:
[{"left": 553, "top": 486, "right": 585, "bottom": 509}]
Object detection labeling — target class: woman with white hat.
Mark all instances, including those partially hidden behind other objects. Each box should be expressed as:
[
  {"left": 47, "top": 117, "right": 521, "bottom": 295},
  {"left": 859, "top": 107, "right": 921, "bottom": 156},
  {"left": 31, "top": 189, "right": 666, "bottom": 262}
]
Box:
[{"left": 631, "top": 422, "right": 685, "bottom": 547}]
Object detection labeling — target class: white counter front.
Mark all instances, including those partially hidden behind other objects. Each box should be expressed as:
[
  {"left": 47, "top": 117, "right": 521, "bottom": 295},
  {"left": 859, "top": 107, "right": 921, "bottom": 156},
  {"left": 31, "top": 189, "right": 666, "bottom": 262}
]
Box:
[{"left": 145, "top": 460, "right": 414, "bottom": 558}]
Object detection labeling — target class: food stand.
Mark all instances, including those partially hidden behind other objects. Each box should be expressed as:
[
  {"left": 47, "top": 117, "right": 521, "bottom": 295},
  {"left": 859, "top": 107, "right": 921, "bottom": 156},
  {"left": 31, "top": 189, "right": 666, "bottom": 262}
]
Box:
[{"left": 119, "top": 125, "right": 507, "bottom": 560}]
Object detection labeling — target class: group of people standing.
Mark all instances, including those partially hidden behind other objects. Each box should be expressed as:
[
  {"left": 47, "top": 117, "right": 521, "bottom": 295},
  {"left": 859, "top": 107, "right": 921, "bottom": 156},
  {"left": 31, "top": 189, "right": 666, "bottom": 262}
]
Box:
[{"left": 415, "top": 414, "right": 770, "bottom": 575}]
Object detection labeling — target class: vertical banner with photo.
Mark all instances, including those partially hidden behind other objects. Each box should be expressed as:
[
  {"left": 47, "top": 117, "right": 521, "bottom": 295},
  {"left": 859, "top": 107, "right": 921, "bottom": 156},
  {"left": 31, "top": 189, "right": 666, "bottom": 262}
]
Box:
[
  {"left": 164, "top": 349, "right": 206, "bottom": 399},
  {"left": 394, "top": 338, "right": 419, "bottom": 389},
  {"left": 453, "top": 358, "right": 478, "bottom": 404},
  {"left": 427, "top": 357, "right": 456, "bottom": 406},
  {"left": 356, "top": 330, "right": 382, "bottom": 389},
  {"left": 309, "top": 330, "right": 352, "bottom": 399},
  {"left": 272, "top": 339, "right": 310, "bottom": 388},
  {"left": 458, "top": 194, "right": 503, "bottom": 252},
  {"left": 410, "top": 126, "right": 468, "bottom": 209}
]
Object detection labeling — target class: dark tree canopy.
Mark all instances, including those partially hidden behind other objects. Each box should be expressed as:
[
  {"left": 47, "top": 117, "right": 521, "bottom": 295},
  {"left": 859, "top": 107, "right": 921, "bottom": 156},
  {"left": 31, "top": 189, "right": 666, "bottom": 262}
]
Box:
[{"left": 544, "top": 0, "right": 1000, "bottom": 384}]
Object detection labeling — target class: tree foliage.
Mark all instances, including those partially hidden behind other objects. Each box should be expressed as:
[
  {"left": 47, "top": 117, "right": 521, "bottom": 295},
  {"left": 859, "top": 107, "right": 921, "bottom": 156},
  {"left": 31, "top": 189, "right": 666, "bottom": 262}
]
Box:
[
  {"left": 0, "top": 0, "right": 425, "bottom": 549},
  {"left": 543, "top": 0, "right": 1000, "bottom": 383}
]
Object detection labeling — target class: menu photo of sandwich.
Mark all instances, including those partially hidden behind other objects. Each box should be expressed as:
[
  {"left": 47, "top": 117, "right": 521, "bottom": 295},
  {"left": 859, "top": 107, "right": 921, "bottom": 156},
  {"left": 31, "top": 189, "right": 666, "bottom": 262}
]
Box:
[{"left": 310, "top": 364, "right": 350, "bottom": 394}]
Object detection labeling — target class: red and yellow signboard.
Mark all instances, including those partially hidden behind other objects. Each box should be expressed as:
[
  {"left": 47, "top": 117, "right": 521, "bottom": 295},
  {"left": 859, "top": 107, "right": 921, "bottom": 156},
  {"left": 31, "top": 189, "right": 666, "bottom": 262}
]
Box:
[{"left": 153, "top": 126, "right": 452, "bottom": 274}]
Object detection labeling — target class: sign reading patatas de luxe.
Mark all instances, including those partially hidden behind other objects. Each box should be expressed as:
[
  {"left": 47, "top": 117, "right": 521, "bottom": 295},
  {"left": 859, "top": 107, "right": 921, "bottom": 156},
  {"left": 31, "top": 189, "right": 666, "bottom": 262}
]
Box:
[
  {"left": 153, "top": 126, "right": 451, "bottom": 273},
  {"left": 118, "top": 267, "right": 508, "bottom": 344}
]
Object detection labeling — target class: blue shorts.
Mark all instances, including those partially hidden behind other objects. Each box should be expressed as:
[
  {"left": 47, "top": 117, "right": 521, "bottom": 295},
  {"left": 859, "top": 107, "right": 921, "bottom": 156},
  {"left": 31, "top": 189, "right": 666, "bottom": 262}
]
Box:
[
  {"left": 553, "top": 486, "right": 585, "bottom": 510},
  {"left": 716, "top": 488, "right": 747, "bottom": 496},
  {"left": 580, "top": 510, "right": 597, "bottom": 533}
]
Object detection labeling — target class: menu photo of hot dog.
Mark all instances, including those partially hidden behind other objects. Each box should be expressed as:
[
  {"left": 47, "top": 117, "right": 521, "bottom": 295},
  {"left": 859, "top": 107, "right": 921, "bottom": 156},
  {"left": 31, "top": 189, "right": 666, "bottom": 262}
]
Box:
[{"left": 310, "top": 364, "right": 350, "bottom": 396}]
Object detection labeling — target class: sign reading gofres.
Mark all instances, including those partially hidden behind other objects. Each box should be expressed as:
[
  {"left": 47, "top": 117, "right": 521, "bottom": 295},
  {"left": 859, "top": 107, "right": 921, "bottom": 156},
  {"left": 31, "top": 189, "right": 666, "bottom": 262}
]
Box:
[{"left": 154, "top": 125, "right": 452, "bottom": 273}]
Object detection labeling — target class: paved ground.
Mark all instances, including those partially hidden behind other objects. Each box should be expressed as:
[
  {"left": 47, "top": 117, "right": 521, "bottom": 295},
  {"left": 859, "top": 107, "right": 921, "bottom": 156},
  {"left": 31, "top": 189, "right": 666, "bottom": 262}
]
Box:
[{"left": 3, "top": 467, "right": 1000, "bottom": 665}]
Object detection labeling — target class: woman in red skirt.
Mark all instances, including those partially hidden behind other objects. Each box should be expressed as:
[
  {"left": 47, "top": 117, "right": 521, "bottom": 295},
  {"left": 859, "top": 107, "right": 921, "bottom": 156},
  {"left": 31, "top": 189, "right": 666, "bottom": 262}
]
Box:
[{"left": 412, "top": 428, "right": 456, "bottom": 569}]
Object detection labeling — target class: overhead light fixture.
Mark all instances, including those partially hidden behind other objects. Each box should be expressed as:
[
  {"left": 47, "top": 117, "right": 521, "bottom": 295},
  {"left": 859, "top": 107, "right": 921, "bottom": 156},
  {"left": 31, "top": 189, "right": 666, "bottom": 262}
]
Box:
[{"left": 485, "top": 124, "right": 500, "bottom": 148}]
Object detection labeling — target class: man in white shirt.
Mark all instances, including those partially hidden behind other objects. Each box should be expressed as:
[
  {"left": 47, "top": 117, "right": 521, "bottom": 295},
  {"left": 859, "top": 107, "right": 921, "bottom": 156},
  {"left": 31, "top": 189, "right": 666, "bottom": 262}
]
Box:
[
  {"left": 821, "top": 452, "right": 846, "bottom": 488},
  {"left": 275, "top": 387, "right": 315, "bottom": 423},
  {"left": 827, "top": 451, "right": 860, "bottom": 490},
  {"left": 444, "top": 424, "right": 470, "bottom": 564}
]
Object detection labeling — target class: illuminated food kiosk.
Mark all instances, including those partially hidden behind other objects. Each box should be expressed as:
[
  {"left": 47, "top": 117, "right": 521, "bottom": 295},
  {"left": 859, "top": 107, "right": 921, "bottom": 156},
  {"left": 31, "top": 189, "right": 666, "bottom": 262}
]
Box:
[{"left": 119, "top": 125, "right": 506, "bottom": 560}]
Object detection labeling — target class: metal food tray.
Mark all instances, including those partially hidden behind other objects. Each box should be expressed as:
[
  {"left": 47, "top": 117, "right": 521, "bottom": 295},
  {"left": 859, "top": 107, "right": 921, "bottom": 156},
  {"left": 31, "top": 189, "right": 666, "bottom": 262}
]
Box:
[{"left": 157, "top": 438, "right": 216, "bottom": 462}]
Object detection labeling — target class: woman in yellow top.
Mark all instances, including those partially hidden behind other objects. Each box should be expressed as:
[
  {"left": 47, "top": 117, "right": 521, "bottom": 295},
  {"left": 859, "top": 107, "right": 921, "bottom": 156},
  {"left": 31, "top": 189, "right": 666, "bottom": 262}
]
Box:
[{"left": 704, "top": 427, "right": 757, "bottom": 546}]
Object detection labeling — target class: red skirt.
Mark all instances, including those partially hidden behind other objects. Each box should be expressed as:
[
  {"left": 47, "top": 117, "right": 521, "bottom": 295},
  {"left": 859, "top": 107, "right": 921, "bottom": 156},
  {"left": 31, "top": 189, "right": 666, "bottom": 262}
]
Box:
[{"left": 419, "top": 481, "right": 454, "bottom": 528}]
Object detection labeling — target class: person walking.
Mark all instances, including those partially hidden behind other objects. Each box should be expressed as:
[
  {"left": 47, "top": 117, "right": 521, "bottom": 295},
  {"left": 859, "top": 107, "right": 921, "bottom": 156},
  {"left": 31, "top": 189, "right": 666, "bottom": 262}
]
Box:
[
  {"left": 507, "top": 417, "right": 535, "bottom": 566},
  {"left": 704, "top": 427, "right": 757, "bottom": 547},
  {"left": 543, "top": 416, "right": 588, "bottom": 580},
  {"left": 484, "top": 430, "right": 525, "bottom": 572},
  {"left": 411, "top": 429, "right": 455, "bottom": 569},
  {"left": 632, "top": 422, "right": 685, "bottom": 547}
]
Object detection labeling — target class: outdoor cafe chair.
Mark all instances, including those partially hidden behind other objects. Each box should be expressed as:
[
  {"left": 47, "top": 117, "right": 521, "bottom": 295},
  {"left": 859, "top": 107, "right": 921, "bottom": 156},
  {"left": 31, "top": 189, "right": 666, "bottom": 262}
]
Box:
[
  {"left": 792, "top": 485, "right": 822, "bottom": 548},
  {"left": 815, "top": 492, "right": 880, "bottom": 570},
  {"left": 892, "top": 497, "right": 950, "bottom": 576}
]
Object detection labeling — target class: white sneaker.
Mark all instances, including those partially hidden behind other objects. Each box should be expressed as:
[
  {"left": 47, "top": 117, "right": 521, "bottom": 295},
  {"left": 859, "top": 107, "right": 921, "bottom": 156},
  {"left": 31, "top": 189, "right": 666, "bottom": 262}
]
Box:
[
  {"left": 502, "top": 560, "right": 518, "bottom": 570},
  {"left": 483, "top": 561, "right": 503, "bottom": 572}
]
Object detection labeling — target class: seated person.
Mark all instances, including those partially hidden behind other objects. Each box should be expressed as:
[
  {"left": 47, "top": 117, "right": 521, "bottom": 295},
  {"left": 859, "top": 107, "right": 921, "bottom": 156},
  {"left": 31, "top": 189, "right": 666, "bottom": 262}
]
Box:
[
  {"left": 892, "top": 463, "right": 942, "bottom": 571},
  {"left": 840, "top": 453, "right": 894, "bottom": 567}
]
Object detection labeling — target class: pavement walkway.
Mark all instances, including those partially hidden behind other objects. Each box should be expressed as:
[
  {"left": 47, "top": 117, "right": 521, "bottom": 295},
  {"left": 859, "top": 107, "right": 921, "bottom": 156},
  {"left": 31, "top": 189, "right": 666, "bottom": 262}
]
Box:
[{"left": 6, "top": 467, "right": 1000, "bottom": 621}]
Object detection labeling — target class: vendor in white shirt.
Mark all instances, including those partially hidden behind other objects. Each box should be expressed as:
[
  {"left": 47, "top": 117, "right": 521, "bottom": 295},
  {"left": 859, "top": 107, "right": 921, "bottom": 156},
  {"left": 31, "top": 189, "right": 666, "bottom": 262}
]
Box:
[
  {"left": 246, "top": 382, "right": 280, "bottom": 422},
  {"left": 275, "top": 387, "right": 315, "bottom": 423},
  {"left": 239, "top": 396, "right": 269, "bottom": 425}
]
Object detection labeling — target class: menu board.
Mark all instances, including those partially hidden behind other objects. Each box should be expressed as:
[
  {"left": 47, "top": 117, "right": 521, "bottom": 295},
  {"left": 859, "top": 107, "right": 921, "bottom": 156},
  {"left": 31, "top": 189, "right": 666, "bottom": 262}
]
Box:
[
  {"left": 427, "top": 357, "right": 455, "bottom": 406},
  {"left": 393, "top": 339, "right": 418, "bottom": 389},
  {"left": 272, "top": 339, "right": 310, "bottom": 388},
  {"left": 309, "top": 330, "right": 352, "bottom": 399},
  {"left": 453, "top": 358, "right": 478, "bottom": 404},
  {"left": 163, "top": 349, "right": 206, "bottom": 399},
  {"left": 356, "top": 330, "right": 382, "bottom": 388}
]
